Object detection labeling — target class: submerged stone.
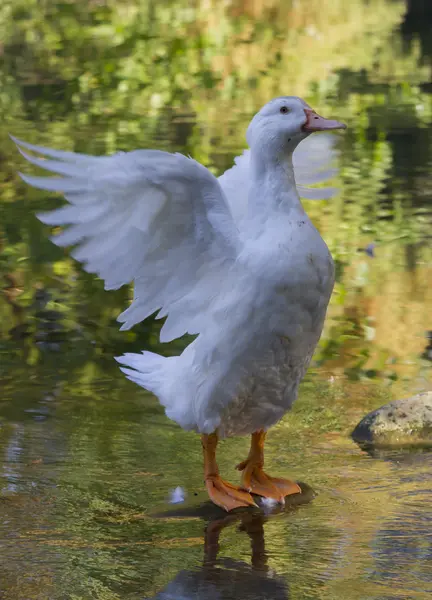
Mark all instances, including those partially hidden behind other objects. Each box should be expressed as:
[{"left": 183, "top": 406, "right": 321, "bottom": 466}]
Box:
[{"left": 352, "top": 391, "right": 432, "bottom": 448}]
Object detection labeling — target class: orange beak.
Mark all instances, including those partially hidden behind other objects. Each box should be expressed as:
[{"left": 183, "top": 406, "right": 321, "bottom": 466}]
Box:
[{"left": 302, "top": 108, "right": 346, "bottom": 132}]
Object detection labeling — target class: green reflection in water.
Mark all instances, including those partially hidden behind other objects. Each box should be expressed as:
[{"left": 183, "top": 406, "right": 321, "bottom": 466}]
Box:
[{"left": 0, "top": 0, "right": 431, "bottom": 598}]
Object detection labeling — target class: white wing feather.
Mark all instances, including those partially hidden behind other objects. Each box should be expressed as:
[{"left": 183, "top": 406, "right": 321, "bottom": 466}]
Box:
[
  {"left": 219, "top": 133, "right": 339, "bottom": 224},
  {"left": 12, "top": 136, "right": 239, "bottom": 342}
]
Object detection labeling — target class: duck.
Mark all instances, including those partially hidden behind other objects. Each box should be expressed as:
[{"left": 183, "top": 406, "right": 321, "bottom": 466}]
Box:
[{"left": 12, "top": 96, "right": 346, "bottom": 511}]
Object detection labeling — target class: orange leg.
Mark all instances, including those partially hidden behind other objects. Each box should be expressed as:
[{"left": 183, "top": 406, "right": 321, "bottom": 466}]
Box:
[
  {"left": 236, "top": 430, "right": 301, "bottom": 504},
  {"left": 202, "top": 433, "right": 257, "bottom": 512}
]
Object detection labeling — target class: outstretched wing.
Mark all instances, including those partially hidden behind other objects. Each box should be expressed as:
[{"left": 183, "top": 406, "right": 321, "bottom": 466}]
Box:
[
  {"left": 12, "top": 137, "right": 239, "bottom": 342},
  {"left": 219, "top": 133, "right": 339, "bottom": 224}
]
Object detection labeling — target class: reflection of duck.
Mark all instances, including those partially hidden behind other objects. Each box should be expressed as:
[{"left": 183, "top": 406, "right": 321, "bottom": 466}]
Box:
[
  {"left": 151, "top": 513, "right": 289, "bottom": 600},
  {"left": 14, "top": 98, "right": 345, "bottom": 511},
  {"left": 149, "top": 482, "right": 314, "bottom": 599}
]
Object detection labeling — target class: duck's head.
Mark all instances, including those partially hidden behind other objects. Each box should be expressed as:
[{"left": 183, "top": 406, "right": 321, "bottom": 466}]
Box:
[{"left": 246, "top": 96, "right": 346, "bottom": 158}]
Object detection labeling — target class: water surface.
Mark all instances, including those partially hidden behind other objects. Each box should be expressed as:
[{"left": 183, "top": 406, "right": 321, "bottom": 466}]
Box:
[{"left": 0, "top": 1, "right": 431, "bottom": 598}]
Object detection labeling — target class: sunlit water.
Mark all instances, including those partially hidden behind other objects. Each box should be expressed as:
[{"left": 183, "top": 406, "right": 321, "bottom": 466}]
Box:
[
  {"left": 0, "top": 0, "right": 431, "bottom": 598},
  {"left": 0, "top": 376, "right": 431, "bottom": 599}
]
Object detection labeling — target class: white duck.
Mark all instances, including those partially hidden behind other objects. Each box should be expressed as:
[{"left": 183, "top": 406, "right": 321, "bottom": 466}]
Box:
[{"left": 13, "top": 97, "right": 345, "bottom": 511}]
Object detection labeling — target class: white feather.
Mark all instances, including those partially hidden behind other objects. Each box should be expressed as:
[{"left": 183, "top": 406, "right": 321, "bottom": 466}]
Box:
[
  {"left": 14, "top": 138, "right": 239, "bottom": 339},
  {"left": 219, "top": 132, "right": 339, "bottom": 224}
]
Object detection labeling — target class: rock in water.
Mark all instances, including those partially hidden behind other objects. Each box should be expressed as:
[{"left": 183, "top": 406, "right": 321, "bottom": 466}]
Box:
[{"left": 352, "top": 391, "right": 432, "bottom": 448}]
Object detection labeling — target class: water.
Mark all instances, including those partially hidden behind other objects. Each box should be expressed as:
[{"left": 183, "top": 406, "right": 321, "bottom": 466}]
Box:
[{"left": 0, "top": 1, "right": 431, "bottom": 598}]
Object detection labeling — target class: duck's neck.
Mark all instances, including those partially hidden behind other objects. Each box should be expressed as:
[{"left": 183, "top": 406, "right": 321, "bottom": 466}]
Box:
[{"left": 248, "top": 148, "right": 305, "bottom": 219}]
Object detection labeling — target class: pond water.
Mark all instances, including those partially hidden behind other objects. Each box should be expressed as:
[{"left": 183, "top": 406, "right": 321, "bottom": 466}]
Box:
[{"left": 0, "top": 1, "right": 431, "bottom": 599}]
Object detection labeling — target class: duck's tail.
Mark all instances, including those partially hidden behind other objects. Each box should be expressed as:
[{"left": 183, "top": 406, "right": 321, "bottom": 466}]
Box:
[
  {"left": 115, "top": 351, "right": 197, "bottom": 431},
  {"left": 116, "top": 350, "right": 168, "bottom": 395}
]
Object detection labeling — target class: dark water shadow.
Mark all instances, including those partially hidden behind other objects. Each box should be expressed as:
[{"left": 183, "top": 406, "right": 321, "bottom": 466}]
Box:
[
  {"left": 151, "top": 481, "right": 314, "bottom": 521},
  {"left": 147, "top": 483, "right": 314, "bottom": 599},
  {"left": 353, "top": 440, "right": 432, "bottom": 459}
]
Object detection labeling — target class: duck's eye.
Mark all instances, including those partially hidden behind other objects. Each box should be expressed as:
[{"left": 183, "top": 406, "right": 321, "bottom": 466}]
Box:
[{"left": 280, "top": 106, "right": 290, "bottom": 114}]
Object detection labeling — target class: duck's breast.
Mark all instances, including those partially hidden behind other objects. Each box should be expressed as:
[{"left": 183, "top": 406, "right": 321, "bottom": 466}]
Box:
[{"left": 218, "top": 219, "right": 334, "bottom": 438}]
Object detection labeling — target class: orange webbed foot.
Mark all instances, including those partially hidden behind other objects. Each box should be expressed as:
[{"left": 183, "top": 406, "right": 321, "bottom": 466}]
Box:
[
  {"left": 236, "top": 460, "right": 301, "bottom": 503},
  {"left": 236, "top": 429, "right": 301, "bottom": 504},
  {"left": 205, "top": 475, "right": 257, "bottom": 512}
]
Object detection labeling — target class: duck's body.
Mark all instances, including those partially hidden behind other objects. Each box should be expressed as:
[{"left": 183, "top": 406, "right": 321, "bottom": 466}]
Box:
[
  {"left": 220, "top": 184, "right": 335, "bottom": 438},
  {"left": 219, "top": 235, "right": 334, "bottom": 439},
  {"left": 14, "top": 96, "right": 345, "bottom": 511},
  {"left": 142, "top": 199, "right": 334, "bottom": 439}
]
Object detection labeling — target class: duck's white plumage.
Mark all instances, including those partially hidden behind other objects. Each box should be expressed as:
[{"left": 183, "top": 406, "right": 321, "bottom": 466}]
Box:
[
  {"left": 219, "top": 132, "right": 338, "bottom": 225},
  {"left": 13, "top": 96, "right": 340, "bottom": 438}
]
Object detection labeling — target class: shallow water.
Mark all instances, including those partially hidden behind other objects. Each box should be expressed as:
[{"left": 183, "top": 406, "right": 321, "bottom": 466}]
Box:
[
  {"left": 0, "top": 1, "right": 431, "bottom": 598},
  {"left": 0, "top": 376, "right": 431, "bottom": 599}
]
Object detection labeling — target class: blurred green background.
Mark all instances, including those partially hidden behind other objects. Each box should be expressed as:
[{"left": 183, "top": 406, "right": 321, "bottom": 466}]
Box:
[
  {"left": 0, "top": 1, "right": 431, "bottom": 599},
  {"left": 1, "top": 0, "right": 430, "bottom": 384}
]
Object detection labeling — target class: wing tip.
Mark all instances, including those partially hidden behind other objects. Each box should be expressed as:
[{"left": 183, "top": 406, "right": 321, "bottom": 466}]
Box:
[
  {"left": 35, "top": 210, "right": 51, "bottom": 224},
  {"left": 17, "top": 171, "right": 31, "bottom": 184}
]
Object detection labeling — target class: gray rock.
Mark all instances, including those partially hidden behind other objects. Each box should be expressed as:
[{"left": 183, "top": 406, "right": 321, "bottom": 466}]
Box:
[{"left": 352, "top": 391, "right": 432, "bottom": 447}]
